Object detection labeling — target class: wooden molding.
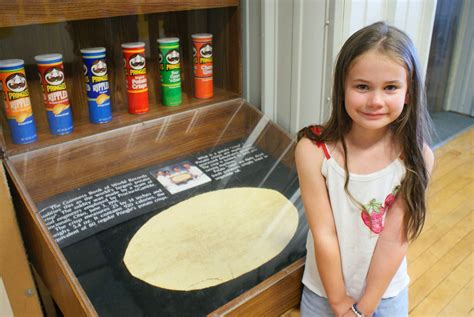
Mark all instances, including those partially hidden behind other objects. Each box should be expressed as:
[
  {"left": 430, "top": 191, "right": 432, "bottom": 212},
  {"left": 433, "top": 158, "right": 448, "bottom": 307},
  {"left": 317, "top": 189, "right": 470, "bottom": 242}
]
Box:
[
  {"left": 0, "top": 1, "right": 239, "bottom": 28},
  {"left": 209, "top": 258, "right": 304, "bottom": 316}
]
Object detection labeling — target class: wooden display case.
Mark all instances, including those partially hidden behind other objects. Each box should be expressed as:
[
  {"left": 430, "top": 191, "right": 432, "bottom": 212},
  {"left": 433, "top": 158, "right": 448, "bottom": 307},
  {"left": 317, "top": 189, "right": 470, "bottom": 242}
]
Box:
[
  {"left": 1, "top": 1, "right": 305, "bottom": 316},
  {"left": 0, "top": 1, "right": 241, "bottom": 156}
]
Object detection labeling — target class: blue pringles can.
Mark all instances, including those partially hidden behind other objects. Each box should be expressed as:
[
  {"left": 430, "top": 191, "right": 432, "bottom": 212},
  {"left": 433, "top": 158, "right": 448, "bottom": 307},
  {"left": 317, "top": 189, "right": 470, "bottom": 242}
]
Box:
[
  {"left": 80, "top": 47, "right": 112, "bottom": 124},
  {"left": 34, "top": 53, "right": 74, "bottom": 135},
  {"left": 0, "top": 59, "right": 37, "bottom": 144}
]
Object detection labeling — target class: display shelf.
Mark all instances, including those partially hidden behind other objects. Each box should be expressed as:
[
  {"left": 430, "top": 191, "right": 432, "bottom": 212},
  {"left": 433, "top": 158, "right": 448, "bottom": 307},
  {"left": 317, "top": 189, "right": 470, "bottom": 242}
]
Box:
[
  {"left": 8, "top": 98, "right": 256, "bottom": 202},
  {"left": 0, "top": 0, "right": 239, "bottom": 27},
  {"left": 0, "top": 7, "right": 241, "bottom": 156},
  {"left": 3, "top": 88, "right": 240, "bottom": 156}
]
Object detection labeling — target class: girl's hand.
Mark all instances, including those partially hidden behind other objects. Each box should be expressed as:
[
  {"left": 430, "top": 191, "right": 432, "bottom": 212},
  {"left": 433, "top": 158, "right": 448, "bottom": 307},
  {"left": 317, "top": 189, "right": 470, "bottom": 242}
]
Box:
[
  {"left": 330, "top": 295, "right": 356, "bottom": 317},
  {"left": 342, "top": 307, "right": 373, "bottom": 317},
  {"left": 342, "top": 309, "right": 355, "bottom": 317},
  {"left": 342, "top": 310, "right": 358, "bottom": 317}
]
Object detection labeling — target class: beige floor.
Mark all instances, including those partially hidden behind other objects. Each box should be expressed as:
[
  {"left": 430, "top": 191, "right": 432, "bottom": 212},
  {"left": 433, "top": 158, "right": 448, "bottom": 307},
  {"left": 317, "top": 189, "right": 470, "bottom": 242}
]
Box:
[
  {"left": 282, "top": 128, "right": 474, "bottom": 316},
  {"left": 408, "top": 128, "right": 473, "bottom": 316}
]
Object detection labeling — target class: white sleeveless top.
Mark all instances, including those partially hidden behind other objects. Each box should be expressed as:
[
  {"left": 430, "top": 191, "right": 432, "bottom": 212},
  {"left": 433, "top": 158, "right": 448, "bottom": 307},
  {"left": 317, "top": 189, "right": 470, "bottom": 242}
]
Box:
[{"left": 302, "top": 140, "right": 409, "bottom": 300}]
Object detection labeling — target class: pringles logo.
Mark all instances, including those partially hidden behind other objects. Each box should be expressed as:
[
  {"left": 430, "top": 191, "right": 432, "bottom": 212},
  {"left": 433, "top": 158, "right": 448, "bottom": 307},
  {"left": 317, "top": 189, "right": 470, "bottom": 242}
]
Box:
[
  {"left": 91, "top": 59, "right": 108, "bottom": 82},
  {"left": 6, "top": 73, "right": 29, "bottom": 100},
  {"left": 200, "top": 44, "right": 212, "bottom": 58},
  {"left": 129, "top": 54, "right": 146, "bottom": 75},
  {"left": 165, "top": 49, "right": 180, "bottom": 70},
  {"left": 91, "top": 59, "right": 107, "bottom": 76},
  {"left": 129, "top": 54, "right": 145, "bottom": 70},
  {"left": 6, "top": 73, "right": 27, "bottom": 93},
  {"left": 45, "top": 67, "right": 64, "bottom": 86},
  {"left": 194, "top": 43, "right": 213, "bottom": 64}
]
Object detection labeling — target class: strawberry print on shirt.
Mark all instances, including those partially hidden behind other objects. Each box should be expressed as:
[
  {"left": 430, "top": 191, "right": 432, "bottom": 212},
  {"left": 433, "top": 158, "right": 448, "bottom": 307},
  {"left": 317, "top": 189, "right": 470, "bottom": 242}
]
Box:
[{"left": 361, "top": 185, "right": 400, "bottom": 234}]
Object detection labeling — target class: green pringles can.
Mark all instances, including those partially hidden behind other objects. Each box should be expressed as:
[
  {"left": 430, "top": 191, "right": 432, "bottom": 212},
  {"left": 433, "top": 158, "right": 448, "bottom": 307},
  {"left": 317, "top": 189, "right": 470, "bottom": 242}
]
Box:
[{"left": 157, "top": 37, "right": 182, "bottom": 106}]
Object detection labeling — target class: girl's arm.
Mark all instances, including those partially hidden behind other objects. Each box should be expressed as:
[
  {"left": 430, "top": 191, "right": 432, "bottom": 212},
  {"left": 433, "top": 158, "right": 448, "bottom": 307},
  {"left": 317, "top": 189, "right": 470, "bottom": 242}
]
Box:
[
  {"left": 354, "top": 193, "right": 408, "bottom": 316},
  {"left": 295, "top": 138, "right": 355, "bottom": 316},
  {"left": 354, "top": 145, "right": 435, "bottom": 316}
]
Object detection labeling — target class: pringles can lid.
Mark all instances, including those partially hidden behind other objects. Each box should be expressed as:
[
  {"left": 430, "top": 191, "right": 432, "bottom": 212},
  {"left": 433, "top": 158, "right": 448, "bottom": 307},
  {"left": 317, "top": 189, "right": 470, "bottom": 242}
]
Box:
[
  {"left": 157, "top": 37, "right": 180, "bottom": 44},
  {"left": 0, "top": 59, "right": 24, "bottom": 70},
  {"left": 121, "top": 42, "right": 145, "bottom": 49},
  {"left": 80, "top": 47, "right": 106, "bottom": 55},
  {"left": 34, "top": 53, "right": 63, "bottom": 63},
  {"left": 192, "top": 33, "right": 213, "bottom": 39}
]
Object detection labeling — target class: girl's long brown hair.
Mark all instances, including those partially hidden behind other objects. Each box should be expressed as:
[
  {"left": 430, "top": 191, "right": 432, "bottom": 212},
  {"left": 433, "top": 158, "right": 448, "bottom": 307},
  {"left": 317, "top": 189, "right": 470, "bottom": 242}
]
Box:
[{"left": 298, "top": 21, "right": 432, "bottom": 241}]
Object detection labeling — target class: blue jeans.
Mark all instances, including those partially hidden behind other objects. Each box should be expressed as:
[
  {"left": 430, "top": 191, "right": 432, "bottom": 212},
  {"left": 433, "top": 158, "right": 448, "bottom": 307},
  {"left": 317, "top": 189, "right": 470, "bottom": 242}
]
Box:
[{"left": 300, "top": 285, "right": 408, "bottom": 317}]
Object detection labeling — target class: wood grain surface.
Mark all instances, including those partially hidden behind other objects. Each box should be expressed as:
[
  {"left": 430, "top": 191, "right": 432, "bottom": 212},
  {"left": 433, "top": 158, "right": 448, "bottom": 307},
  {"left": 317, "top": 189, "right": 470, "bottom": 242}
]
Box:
[
  {"left": 0, "top": 1, "right": 239, "bottom": 28},
  {"left": 408, "top": 128, "right": 473, "bottom": 316},
  {"left": 5, "top": 163, "right": 97, "bottom": 316},
  {"left": 209, "top": 258, "right": 305, "bottom": 316},
  {"left": 0, "top": 163, "right": 42, "bottom": 317}
]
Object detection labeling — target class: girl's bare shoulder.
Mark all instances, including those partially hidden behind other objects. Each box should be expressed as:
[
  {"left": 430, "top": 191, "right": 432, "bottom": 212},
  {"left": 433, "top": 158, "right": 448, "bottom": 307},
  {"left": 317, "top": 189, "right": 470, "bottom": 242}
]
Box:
[{"left": 295, "top": 137, "right": 326, "bottom": 169}]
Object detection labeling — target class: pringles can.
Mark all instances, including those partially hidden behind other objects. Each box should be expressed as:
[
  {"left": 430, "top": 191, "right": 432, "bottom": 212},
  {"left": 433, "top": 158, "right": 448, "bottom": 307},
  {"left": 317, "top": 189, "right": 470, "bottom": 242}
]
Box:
[
  {"left": 34, "top": 54, "right": 73, "bottom": 135},
  {"left": 157, "top": 37, "right": 182, "bottom": 106},
  {"left": 81, "top": 47, "right": 112, "bottom": 124},
  {"left": 192, "top": 33, "right": 213, "bottom": 99},
  {"left": 0, "top": 59, "right": 37, "bottom": 144},
  {"left": 121, "top": 42, "right": 149, "bottom": 114}
]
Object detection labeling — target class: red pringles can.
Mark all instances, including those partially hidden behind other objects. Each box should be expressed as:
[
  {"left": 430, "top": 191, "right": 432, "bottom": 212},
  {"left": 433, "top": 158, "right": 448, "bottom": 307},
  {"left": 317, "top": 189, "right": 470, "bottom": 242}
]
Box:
[
  {"left": 121, "top": 42, "right": 149, "bottom": 114},
  {"left": 192, "top": 33, "right": 213, "bottom": 99},
  {"left": 34, "top": 53, "right": 73, "bottom": 135}
]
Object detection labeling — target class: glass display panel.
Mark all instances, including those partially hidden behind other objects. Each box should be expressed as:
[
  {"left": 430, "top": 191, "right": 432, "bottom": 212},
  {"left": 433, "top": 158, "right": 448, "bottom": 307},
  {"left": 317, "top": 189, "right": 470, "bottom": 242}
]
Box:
[{"left": 7, "top": 101, "right": 308, "bottom": 316}]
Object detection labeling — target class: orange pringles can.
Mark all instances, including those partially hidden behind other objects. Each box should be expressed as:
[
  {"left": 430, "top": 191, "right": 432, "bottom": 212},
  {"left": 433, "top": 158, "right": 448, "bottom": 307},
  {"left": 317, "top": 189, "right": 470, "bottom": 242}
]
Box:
[
  {"left": 121, "top": 42, "right": 149, "bottom": 114},
  {"left": 192, "top": 33, "right": 213, "bottom": 99},
  {"left": 0, "top": 59, "right": 37, "bottom": 144}
]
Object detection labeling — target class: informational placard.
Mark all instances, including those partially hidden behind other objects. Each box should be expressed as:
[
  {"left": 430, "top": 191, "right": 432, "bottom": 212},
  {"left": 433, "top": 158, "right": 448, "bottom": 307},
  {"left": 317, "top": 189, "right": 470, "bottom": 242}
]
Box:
[
  {"left": 37, "top": 141, "right": 272, "bottom": 248},
  {"left": 39, "top": 177, "right": 167, "bottom": 247},
  {"left": 194, "top": 142, "right": 268, "bottom": 180}
]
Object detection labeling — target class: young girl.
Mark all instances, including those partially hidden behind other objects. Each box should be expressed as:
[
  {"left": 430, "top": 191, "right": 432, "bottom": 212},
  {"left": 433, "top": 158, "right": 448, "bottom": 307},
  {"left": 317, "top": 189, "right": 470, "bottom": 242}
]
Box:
[{"left": 295, "top": 22, "right": 434, "bottom": 317}]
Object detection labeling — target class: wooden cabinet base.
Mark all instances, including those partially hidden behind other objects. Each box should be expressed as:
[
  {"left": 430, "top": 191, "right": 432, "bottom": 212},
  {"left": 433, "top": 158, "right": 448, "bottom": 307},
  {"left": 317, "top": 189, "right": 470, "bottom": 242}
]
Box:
[
  {"left": 0, "top": 163, "right": 43, "bottom": 317},
  {"left": 5, "top": 163, "right": 97, "bottom": 316},
  {"left": 209, "top": 258, "right": 304, "bottom": 316}
]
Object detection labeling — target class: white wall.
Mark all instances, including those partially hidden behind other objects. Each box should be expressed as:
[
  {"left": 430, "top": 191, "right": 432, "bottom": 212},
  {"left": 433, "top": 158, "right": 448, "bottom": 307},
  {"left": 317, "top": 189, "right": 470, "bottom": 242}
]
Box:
[
  {"left": 333, "top": 0, "right": 437, "bottom": 77},
  {"left": 259, "top": 0, "right": 333, "bottom": 132},
  {"left": 444, "top": 0, "right": 473, "bottom": 116},
  {"left": 251, "top": 0, "right": 437, "bottom": 134},
  {"left": 242, "top": 0, "right": 262, "bottom": 108}
]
